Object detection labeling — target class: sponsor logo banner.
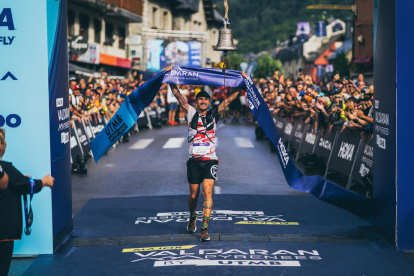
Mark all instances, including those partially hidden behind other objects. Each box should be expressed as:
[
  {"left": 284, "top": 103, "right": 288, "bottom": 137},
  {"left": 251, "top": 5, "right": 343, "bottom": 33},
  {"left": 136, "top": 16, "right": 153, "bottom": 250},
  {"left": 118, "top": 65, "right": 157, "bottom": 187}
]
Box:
[
  {"left": 135, "top": 210, "right": 288, "bottom": 225},
  {"left": 154, "top": 260, "right": 301, "bottom": 267},
  {"left": 123, "top": 245, "right": 197, "bottom": 253},
  {"left": 235, "top": 221, "right": 299, "bottom": 225},
  {"left": 123, "top": 246, "right": 322, "bottom": 267}
]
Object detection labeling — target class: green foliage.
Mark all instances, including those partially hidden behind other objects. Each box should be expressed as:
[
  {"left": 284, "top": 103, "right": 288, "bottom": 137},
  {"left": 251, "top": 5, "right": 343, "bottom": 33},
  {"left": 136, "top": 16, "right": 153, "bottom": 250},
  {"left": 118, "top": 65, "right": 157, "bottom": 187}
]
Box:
[
  {"left": 254, "top": 54, "right": 284, "bottom": 79},
  {"left": 226, "top": 53, "right": 246, "bottom": 70},
  {"left": 213, "top": 0, "right": 353, "bottom": 54},
  {"left": 331, "top": 51, "right": 350, "bottom": 78}
]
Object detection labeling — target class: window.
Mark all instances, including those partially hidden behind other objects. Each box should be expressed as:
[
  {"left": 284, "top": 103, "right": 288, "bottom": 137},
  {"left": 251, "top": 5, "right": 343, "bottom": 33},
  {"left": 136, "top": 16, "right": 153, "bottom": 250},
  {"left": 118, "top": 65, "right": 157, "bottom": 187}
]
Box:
[
  {"left": 94, "top": 19, "right": 101, "bottom": 43},
  {"left": 152, "top": 7, "right": 158, "bottom": 29},
  {"left": 118, "top": 27, "right": 126, "bottom": 49},
  {"left": 163, "top": 11, "right": 168, "bottom": 29},
  {"left": 67, "top": 9, "right": 75, "bottom": 36},
  {"left": 79, "top": 13, "right": 89, "bottom": 38},
  {"left": 105, "top": 22, "right": 114, "bottom": 46}
]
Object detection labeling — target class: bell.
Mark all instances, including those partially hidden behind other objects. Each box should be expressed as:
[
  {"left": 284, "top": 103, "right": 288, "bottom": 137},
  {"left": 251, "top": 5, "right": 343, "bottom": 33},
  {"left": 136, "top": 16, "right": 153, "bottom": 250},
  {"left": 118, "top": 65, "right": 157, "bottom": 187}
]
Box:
[{"left": 214, "top": 24, "right": 237, "bottom": 52}]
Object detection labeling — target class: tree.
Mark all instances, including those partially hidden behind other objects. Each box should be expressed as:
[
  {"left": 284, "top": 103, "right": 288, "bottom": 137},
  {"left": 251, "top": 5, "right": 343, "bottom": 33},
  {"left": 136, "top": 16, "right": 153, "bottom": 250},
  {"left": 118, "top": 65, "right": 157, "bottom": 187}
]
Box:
[
  {"left": 226, "top": 53, "right": 246, "bottom": 70},
  {"left": 331, "top": 51, "right": 350, "bottom": 78},
  {"left": 254, "top": 54, "right": 284, "bottom": 79}
]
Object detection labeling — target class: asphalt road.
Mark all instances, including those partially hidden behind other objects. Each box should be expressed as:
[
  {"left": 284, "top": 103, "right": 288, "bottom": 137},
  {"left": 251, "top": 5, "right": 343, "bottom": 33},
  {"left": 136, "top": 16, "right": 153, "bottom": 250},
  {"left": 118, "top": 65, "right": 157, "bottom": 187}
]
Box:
[
  {"left": 71, "top": 122, "right": 306, "bottom": 216},
  {"left": 16, "top": 121, "right": 414, "bottom": 276}
]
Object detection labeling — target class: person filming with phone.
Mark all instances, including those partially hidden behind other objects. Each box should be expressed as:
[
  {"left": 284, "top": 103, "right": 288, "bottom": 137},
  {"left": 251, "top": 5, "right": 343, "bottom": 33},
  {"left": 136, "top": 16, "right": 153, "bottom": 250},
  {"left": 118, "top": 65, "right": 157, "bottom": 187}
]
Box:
[{"left": 0, "top": 127, "right": 55, "bottom": 275}]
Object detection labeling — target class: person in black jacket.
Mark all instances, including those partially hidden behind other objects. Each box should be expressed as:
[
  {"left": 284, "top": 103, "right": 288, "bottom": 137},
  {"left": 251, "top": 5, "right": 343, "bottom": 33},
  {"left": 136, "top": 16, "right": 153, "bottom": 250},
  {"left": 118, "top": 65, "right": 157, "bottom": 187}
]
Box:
[{"left": 0, "top": 127, "right": 55, "bottom": 275}]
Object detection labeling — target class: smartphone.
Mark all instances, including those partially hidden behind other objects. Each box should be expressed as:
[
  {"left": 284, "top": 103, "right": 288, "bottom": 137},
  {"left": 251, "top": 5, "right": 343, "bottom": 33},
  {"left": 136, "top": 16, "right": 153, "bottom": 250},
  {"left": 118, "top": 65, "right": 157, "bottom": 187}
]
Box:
[
  {"left": 311, "top": 99, "right": 315, "bottom": 104},
  {"left": 339, "top": 100, "right": 343, "bottom": 109},
  {"left": 297, "top": 96, "right": 302, "bottom": 101},
  {"left": 93, "top": 72, "right": 99, "bottom": 78},
  {"left": 344, "top": 76, "right": 349, "bottom": 80},
  {"left": 277, "top": 96, "right": 281, "bottom": 101}
]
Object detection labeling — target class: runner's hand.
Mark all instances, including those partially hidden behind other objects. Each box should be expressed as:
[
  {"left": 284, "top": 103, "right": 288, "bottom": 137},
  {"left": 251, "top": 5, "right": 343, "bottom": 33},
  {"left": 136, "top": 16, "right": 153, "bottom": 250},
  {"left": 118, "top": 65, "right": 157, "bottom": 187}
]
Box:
[
  {"left": 165, "top": 66, "right": 173, "bottom": 72},
  {"left": 242, "top": 71, "right": 248, "bottom": 78}
]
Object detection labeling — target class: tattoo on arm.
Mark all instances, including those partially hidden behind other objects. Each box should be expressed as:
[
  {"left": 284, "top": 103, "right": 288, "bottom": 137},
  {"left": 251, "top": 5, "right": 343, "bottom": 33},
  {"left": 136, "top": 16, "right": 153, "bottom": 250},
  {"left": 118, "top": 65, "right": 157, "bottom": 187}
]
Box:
[{"left": 169, "top": 84, "right": 189, "bottom": 113}]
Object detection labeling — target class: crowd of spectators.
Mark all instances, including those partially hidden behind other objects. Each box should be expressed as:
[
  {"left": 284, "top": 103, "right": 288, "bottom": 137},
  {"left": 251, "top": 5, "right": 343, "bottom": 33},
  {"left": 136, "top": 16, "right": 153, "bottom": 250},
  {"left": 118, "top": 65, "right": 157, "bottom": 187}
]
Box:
[
  {"left": 257, "top": 71, "right": 374, "bottom": 140},
  {"left": 68, "top": 69, "right": 373, "bottom": 142},
  {"left": 68, "top": 71, "right": 251, "bottom": 131}
]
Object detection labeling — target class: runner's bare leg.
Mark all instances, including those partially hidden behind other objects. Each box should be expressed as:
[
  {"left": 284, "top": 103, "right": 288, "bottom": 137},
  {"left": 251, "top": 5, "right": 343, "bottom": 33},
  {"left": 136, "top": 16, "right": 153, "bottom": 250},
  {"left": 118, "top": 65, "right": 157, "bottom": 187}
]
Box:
[
  {"left": 188, "top": 183, "right": 200, "bottom": 211},
  {"left": 202, "top": 179, "right": 215, "bottom": 229}
]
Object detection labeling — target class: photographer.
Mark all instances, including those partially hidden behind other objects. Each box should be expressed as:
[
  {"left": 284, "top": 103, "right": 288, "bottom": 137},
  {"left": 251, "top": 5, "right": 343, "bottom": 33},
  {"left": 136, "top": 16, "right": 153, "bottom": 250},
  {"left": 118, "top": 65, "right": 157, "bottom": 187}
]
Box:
[{"left": 0, "top": 127, "right": 55, "bottom": 275}]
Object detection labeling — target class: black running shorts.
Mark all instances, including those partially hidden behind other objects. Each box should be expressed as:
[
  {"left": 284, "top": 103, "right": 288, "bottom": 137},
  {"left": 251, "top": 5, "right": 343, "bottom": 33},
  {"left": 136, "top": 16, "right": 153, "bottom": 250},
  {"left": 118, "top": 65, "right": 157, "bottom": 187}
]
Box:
[{"left": 187, "top": 159, "right": 218, "bottom": 184}]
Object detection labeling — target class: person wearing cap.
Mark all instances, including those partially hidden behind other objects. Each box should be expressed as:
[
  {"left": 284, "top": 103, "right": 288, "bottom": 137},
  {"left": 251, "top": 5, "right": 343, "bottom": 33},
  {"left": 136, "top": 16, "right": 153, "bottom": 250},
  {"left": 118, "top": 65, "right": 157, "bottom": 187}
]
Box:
[
  {"left": 165, "top": 66, "right": 247, "bottom": 242},
  {"left": 0, "top": 127, "right": 55, "bottom": 275}
]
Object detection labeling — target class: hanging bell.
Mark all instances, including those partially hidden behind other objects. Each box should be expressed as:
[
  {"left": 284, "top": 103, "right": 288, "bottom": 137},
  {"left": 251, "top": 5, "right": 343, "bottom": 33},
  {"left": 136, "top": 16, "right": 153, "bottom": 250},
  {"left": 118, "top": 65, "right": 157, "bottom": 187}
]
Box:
[{"left": 214, "top": 24, "right": 238, "bottom": 52}]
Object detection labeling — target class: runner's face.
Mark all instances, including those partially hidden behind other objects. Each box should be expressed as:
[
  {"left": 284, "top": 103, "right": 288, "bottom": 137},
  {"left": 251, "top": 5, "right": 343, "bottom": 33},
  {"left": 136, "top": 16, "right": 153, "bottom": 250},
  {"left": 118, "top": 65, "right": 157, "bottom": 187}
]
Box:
[{"left": 197, "top": 97, "right": 210, "bottom": 111}]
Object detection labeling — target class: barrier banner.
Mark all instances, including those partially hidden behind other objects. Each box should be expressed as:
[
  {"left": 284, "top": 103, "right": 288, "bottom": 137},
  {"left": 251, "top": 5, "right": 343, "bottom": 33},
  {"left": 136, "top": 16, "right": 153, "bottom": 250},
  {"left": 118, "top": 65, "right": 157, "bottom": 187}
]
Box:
[
  {"left": 89, "top": 116, "right": 105, "bottom": 135},
  {"left": 137, "top": 110, "right": 149, "bottom": 126},
  {"left": 275, "top": 116, "right": 287, "bottom": 141},
  {"left": 282, "top": 119, "right": 294, "bottom": 144},
  {"left": 83, "top": 119, "right": 95, "bottom": 140},
  {"left": 90, "top": 66, "right": 372, "bottom": 220},
  {"left": 74, "top": 120, "right": 91, "bottom": 154},
  {"left": 352, "top": 137, "right": 373, "bottom": 185},
  {"left": 289, "top": 118, "right": 305, "bottom": 151},
  {"left": 329, "top": 127, "right": 361, "bottom": 176},
  {"left": 299, "top": 125, "right": 317, "bottom": 154},
  {"left": 314, "top": 125, "right": 337, "bottom": 166},
  {"left": 147, "top": 107, "right": 158, "bottom": 124},
  {"left": 70, "top": 124, "right": 83, "bottom": 160}
]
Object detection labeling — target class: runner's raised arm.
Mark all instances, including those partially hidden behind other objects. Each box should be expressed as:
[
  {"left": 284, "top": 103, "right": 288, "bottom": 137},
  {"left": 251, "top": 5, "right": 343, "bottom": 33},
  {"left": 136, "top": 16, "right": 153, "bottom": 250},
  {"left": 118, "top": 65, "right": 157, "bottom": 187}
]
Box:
[
  {"left": 165, "top": 66, "right": 189, "bottom": 113},
  {"left": 218, "top": 71, "right": 248, "bottom": 114}
]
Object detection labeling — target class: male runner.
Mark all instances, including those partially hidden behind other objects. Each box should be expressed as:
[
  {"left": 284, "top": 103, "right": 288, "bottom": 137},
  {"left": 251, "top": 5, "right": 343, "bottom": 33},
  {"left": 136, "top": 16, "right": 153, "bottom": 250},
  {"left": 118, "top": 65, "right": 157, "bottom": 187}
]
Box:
[{"left": 165, "top": 66, "right": 247, "bottom": 241}]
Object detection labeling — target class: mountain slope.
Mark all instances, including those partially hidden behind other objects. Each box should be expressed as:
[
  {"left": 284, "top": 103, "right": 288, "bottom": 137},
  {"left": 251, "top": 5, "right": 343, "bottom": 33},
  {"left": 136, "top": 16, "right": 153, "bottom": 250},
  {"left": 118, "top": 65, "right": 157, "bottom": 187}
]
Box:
[{"left": 213, "top": 0, "right": 353, "bottom": 53}]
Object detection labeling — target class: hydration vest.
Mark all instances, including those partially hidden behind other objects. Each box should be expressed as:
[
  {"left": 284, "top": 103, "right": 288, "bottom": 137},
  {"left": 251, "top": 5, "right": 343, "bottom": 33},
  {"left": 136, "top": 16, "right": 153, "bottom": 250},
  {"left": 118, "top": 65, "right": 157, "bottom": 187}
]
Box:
[{"left": 188, "top": 107, "right": 219, "bottom": 143}]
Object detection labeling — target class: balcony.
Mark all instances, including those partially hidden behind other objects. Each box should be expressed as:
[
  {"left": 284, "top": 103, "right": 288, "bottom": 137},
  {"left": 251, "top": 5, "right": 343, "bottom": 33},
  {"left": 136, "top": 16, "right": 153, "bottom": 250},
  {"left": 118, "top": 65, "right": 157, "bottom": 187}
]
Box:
[
  {"left": 69, "top": 0, "right": 143, "bottom": 22},
  {"left": 104, "top": 0, "right": 143, "bottom": 16}
]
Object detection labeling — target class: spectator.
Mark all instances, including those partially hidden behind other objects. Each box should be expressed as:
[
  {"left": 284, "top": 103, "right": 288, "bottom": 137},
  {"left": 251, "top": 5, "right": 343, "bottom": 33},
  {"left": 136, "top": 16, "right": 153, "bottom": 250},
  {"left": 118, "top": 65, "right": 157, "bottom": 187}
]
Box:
[{"left": 0, "top": 127, "right": 55, "bottom": 276}]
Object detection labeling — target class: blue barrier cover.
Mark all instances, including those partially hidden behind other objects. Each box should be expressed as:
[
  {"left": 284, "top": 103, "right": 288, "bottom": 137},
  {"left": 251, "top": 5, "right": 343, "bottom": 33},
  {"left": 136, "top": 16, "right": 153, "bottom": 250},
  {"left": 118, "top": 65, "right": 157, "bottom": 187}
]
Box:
[{"left": 90, "top": 66, "right": 372, "bottom": 221}]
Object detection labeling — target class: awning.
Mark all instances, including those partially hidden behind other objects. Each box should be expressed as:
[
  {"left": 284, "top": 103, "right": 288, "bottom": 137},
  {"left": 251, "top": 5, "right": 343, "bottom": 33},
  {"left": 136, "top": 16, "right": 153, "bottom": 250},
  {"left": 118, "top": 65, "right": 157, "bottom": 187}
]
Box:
[{"left": 69, "top": 62, "right": 95, "bottom": 76}]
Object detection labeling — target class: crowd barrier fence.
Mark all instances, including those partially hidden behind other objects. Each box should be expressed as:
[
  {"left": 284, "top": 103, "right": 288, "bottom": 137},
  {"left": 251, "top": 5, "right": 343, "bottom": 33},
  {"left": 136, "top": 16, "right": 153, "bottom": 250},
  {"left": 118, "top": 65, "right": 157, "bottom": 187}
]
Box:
[
  {"left": 272, "top": 114, "right": 373, "bottom": 196},
  {"left": 70, "top": 108, "right": 168, "bottom": 167}
]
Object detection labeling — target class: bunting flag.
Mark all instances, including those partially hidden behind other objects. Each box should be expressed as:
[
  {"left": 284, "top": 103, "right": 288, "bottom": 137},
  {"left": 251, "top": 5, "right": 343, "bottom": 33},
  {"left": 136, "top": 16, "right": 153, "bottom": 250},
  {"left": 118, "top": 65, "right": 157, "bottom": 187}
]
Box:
[{"left": 90, "top": 66, "right": 372, "bottom": 221}]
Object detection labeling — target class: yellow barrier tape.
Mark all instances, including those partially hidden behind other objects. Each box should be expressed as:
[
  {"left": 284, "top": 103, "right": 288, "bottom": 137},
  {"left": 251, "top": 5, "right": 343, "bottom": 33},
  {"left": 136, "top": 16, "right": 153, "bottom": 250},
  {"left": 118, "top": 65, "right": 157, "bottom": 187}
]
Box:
[
  {"left": 123, "top": 245, "right": 197, "bottom": 253},
  {"left": 235, "top": 221, "right": 299, "bottom": 225}
]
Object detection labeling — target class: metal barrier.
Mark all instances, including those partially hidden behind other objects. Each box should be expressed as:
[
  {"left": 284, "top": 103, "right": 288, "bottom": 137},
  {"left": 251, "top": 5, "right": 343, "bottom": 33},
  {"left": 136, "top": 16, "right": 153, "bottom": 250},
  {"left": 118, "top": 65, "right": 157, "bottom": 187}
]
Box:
[{"left": 272, "top": 114, "right": 373, "bottom": 191}]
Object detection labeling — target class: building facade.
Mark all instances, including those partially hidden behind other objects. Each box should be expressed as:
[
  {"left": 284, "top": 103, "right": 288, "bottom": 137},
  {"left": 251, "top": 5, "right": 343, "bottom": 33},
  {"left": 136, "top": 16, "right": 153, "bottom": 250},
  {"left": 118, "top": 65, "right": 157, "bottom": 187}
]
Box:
[
  {"left": 276, "top": 19, "right": 348, "bottom": 82},
  {"left": 67, "top": 0, "right": 143, "bottom": 76},
  {"left": 128, "top": 0, "right": 223, "bottom": 72}
]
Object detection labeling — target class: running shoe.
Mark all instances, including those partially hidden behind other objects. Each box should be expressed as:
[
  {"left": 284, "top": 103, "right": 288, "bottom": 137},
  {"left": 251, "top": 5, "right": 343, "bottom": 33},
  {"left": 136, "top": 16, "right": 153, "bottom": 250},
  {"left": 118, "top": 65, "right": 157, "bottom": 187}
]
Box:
[
  {"left": 199, "top": 228, "right": 210, "bottom": 241},
  {"left": 187, "top": 214, "right": 197, "bottom": 233}
]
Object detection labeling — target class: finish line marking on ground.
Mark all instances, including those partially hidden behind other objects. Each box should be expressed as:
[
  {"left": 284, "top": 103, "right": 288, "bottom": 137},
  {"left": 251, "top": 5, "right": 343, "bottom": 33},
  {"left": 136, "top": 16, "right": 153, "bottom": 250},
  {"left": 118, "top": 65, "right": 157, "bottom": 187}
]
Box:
[
  {"left": 122, "top": 245, "right": 197, "bottom": 253},
  {"left": 128, "top": 139, "right": 154, "bottom": 149},
  {"left": 235, "top": 221, "right": 299, "bottom": 225},
  {"left": 163, "top": 138, "right": 186, "bottom": 148},
  {"left": 213, "top": 186, "right": 221, "bottom": 194},
  {"left": 235, "top": 138, "right": 254, "bottom": 148}
]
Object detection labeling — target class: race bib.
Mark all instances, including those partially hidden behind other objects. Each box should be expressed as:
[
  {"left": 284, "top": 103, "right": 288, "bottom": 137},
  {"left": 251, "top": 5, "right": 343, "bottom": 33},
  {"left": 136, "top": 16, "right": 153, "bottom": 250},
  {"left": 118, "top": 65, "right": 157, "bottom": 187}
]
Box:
[{"left": 193, "top": 143, "right": 210, "bottom": 155}]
